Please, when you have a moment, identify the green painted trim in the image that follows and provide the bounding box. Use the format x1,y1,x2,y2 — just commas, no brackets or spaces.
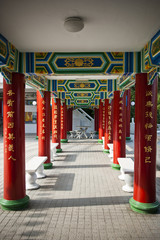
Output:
0,195,30,211
103,149,110,153
43,163,53,169
126,137,131,140
56,148,62,153
98,139,103,144
111,163,120,170
36,136,38,140
129,197,159,214
61,139,68,143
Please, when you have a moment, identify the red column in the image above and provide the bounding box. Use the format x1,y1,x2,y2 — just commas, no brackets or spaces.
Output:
66,108,69,132
1,73,29,211
126,89,131,140
104,99,113,153
50,106,52,133
94,108,97,131
102,102,105,136
70,108,73,131
98,100,103,143
67,108,73,131
112,91,126,170
129,73,159,214
97,108,99,132
52,98,62,152
0,99,2,116
94,108,99,132
61,101,68,143
110,99,113,143
37,91,52,169
36,91,39,139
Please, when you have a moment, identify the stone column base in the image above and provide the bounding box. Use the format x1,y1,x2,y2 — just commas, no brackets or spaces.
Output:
126,137,131,140
43,163,53,169
0,195,30,211
103,149,110,153
56,148,62,153
129,197,159,214
111,163,120,170
61,139,68,143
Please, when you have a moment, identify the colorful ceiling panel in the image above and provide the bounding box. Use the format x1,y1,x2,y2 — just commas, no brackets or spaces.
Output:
47,79,115,92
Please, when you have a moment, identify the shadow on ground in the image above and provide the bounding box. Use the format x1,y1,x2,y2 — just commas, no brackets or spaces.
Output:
30,195,133,209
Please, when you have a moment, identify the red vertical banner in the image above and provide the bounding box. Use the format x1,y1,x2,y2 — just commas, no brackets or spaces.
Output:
1,73,29,211
112,91,126,170
37,91,52,169
61,101,68,143
126,89,131,140
130,73,159,214
52,98,62,152
98,100,103,143
104,99,113,153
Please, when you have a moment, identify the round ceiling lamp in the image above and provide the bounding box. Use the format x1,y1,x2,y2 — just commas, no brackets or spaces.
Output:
64,17,84,32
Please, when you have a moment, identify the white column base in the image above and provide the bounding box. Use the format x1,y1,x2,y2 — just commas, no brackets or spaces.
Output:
118,174,125,181
36,165,46,179
26,172,40,190
122,185,133,193
118,169,125,181
122,173,134,193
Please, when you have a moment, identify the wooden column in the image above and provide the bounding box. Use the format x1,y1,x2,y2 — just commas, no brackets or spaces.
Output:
37,91,52,169
129,73,159,214
126,89,131,140
61,101,68,143
52,98,62,152
98,100,103,143
112,91,126,170
104,99,113,153
0,73,29,211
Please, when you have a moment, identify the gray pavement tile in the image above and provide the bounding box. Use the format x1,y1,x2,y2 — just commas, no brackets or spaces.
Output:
0,136,159,240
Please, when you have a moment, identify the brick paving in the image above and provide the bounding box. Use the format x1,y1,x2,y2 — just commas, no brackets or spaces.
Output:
0,134,159,240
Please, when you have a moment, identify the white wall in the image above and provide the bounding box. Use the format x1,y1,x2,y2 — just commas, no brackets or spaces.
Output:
25,124,37,134
25,105,36,112
25,105,37,134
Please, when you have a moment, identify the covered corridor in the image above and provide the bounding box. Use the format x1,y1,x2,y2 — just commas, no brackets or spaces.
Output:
0,135,159,239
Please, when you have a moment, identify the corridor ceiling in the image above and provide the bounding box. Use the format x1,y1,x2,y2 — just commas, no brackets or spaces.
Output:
1,0,160,52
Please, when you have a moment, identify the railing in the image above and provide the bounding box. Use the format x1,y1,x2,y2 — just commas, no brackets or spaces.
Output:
77,108,94,122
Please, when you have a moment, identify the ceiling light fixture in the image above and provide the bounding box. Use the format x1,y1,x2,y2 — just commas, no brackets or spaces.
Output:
64,17,84,32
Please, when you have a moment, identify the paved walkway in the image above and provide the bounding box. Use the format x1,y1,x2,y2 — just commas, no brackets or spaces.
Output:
0,135,160,240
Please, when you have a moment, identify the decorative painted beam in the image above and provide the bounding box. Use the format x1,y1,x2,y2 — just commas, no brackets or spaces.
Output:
47,79,116,92
0,34,19,72
141,29,160,72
